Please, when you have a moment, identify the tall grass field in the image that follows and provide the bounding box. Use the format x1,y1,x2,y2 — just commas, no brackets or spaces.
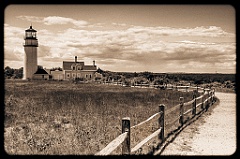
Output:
4,80,194,155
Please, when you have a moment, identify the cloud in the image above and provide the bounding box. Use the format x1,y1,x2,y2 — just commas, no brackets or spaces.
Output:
16,15,88,27
16,15,43,23
163,42,235,63
4,21,236,73
112,22,127,27
4,49,23,61
4,24,24,38
49,26,235,72
43,16,88,27
38,45,52,57
4,24,25,66
127,25,235,38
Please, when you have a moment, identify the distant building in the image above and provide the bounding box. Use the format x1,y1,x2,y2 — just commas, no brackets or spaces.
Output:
51,56,102,81
51,70,64,80
33,68,50,80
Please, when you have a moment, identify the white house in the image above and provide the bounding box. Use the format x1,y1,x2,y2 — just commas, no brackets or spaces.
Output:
50,56,102,81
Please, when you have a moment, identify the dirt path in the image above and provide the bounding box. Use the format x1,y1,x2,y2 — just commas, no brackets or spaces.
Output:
161,92,236,156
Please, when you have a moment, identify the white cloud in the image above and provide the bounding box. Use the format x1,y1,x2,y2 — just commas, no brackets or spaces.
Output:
16,15,88,27
46,26,235,72
16,15,43,23
112,22,127,26
127,25,235,38
43,16,88,27
4,21,236,73
4,24,25,67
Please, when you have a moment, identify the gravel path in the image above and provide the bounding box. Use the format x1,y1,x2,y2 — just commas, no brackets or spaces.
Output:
161,92,236,156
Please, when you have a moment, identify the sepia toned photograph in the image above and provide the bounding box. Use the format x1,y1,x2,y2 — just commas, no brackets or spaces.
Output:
3,4,236,156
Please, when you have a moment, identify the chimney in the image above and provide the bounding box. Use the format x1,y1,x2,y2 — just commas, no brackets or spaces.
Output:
75,56,77,63
93,60,95,66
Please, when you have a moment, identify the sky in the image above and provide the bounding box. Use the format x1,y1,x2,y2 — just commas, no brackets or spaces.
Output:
4,4,236,73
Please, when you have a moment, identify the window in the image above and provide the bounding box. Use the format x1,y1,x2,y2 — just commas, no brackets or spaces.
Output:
89,74,92,79
26,32,32,38
66,73,70,78
71,64,76,70
77,73,81,78
32,32,36,38
85,74,88,78
72,73,76,78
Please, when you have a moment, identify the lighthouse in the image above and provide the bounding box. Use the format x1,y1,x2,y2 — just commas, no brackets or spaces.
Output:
23,25,38,80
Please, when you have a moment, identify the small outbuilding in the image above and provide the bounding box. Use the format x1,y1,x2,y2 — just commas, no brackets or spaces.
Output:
51,70,64,80
32,68,50,80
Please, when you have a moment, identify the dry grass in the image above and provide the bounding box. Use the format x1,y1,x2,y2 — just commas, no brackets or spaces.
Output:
4,79,194,155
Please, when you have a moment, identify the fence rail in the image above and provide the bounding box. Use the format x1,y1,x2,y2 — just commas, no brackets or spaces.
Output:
131,112,161,130
131,128,162,153
95,132,128,155
95,85,216,155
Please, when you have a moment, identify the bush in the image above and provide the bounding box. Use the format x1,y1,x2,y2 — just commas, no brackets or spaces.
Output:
72,77,86,83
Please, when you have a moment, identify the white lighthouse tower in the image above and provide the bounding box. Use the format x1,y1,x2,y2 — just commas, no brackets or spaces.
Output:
23,25,38,80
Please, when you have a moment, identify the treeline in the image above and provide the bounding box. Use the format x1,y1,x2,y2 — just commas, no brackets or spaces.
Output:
4,66,23,79
4,66,235,85
97,68,235,85
166,73,235,84
4,66,62,79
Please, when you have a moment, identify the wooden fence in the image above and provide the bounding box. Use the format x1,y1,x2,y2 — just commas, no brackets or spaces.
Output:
95,86,216,155
102,81,205,92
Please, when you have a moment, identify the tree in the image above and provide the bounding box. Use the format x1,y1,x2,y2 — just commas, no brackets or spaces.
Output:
174,76,179,82
97,68,104,74
14,67,23,79
4,66,24,79
147,74,154,82
50,67,63,71
4,66,14,78
38,65,43,69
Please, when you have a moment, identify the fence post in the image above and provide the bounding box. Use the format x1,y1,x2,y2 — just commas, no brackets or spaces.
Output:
211,89,214,104
159,104,165,142
179,97,184,126
213,88,215,103
192,90,196,115
122,117,130,155
201,93,204,110
210,91,213,106
212,90,214,103
206,90,210,111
